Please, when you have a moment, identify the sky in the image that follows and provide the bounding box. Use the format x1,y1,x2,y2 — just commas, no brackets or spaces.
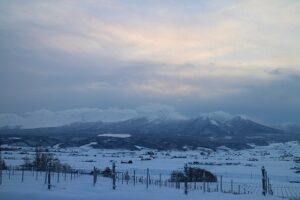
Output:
0,0,299,125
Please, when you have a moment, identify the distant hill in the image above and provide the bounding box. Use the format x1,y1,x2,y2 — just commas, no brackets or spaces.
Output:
0,115,299,150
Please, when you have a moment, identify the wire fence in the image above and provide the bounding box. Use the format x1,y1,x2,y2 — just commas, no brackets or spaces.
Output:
1,166,300,200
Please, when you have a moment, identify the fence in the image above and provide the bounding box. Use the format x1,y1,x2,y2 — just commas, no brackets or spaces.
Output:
1,165,300,200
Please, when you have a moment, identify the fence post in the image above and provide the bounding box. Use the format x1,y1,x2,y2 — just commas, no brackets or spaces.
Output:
64,169,66,182
269,183,273,195
35,168,38,180
21,167,24,182
184,164,188,195
262,166,267,196
203,170,206,193
265,171,268,194
48,168,51,190
112,162,116,190
44,169,47,184
0,143,2,186
57,171,60,183
220,175,223,192
146,168,149,189
0,144,2,186
93,167,97,187
267,177,269,194
133,170,136,186
121,172,124,184
159,174,162,187
8,167,11,180
231,179,233,193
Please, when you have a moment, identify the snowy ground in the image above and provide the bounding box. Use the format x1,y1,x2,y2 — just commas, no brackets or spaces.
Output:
0,170,282,200
1,141,300,199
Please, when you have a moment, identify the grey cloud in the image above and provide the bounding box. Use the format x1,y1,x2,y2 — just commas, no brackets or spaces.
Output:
0,104,186,128
0,0,299,125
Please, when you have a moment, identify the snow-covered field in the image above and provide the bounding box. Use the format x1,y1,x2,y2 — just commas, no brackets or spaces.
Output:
1,141,300,199
0,171,281,200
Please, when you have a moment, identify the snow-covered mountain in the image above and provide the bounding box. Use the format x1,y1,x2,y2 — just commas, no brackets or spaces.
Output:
1,113,298,150
0,106,258,130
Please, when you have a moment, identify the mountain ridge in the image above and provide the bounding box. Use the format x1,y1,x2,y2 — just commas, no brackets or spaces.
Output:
0,115,298,151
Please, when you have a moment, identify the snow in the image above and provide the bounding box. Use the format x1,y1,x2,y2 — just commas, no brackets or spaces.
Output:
0,170,282,200
1,141,300,199
200,111,235,122
200,111,250,123
53,143,63,148
98,134,131,138
8,137,21,140
210,120,219,126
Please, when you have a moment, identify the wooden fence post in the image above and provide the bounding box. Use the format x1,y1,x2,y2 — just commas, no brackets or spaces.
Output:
262,166,267,196
44,169,47,184
203,170,206,193
64,169,66,182
159,174,162,187
121,172,124,184
146,168,149,189
57,171,60,183
8,168,11,180
0,143,2,186
93,167,97,187
184,164,188,195
112,162,116,190
35,169,38,180
21,167,24,182
48,168,51,190
133,170,136,186
220,175,223,192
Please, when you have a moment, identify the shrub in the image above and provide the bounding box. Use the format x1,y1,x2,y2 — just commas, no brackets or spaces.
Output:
170,166,217,182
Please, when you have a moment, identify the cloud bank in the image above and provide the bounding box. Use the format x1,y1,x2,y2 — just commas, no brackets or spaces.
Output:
0,104,187,129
